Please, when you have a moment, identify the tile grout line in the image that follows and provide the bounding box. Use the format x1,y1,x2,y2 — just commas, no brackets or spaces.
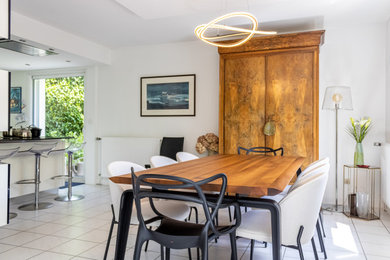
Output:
350,219,368,260
379,216,390,234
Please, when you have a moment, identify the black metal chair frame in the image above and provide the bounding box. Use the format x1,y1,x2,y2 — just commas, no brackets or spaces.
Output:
237,146,284,156
131,170,241,260
236,146,284,249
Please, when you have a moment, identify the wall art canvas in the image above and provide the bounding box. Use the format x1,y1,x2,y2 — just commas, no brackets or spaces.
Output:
10,87,22,114
141,74,195,116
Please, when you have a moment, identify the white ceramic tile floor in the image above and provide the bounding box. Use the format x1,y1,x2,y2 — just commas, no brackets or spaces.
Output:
1,184,390,259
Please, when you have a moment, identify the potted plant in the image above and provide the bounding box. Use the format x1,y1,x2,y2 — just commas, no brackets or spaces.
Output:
195,133,219,156
347,117,372,166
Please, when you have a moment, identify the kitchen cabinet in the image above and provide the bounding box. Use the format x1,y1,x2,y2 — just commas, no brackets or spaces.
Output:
0,0,9,39
0,163,9,226
0,0,9,132
218,31,324,167
0,70,9,131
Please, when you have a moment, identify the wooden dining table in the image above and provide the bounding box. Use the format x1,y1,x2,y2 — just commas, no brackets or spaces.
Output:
111,154,305,260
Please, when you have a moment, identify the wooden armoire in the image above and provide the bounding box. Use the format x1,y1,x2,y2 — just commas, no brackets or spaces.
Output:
218,30,324,167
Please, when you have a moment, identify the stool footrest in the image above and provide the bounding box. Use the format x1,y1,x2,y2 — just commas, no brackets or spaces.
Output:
51,175,71,180
55,195,84,202
16,179,40,185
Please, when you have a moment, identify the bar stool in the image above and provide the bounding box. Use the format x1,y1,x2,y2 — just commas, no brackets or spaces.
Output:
52,142,85,202
0,147,20,219
17,142,57,211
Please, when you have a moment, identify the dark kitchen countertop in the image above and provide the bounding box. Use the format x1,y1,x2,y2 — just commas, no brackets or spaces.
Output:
0,136,73,143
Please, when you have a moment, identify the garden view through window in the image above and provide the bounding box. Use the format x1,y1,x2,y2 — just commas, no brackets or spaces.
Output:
33,76,85,169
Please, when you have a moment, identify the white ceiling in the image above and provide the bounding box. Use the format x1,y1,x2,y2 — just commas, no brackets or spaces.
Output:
11,0,390,49
2,0,390,71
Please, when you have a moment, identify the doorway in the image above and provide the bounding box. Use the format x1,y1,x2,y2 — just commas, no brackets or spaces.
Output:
33,75,85,178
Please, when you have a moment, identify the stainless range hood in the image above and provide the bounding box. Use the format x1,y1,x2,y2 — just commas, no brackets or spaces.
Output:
0,39,58,56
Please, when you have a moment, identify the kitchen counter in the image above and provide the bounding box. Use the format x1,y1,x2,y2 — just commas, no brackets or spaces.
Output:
0,136,72,143
0,139,67,197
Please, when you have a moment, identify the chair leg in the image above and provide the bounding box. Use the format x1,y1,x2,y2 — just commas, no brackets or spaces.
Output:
188,248,192,260
144,227,152,252
133,238,145,260
319,211,326,237
316,220,327,259
103,218,115,260
228,206,232,222
160,245,165,260
188,207,193,221
229,231,238,260
250,239,255,260
214,211,219,243
144,240,149,252
197,248,200,260
316,220,324,252
298,242,304,260
165,247,170,260
193,206,199,224
201,243,208,260
297,226,305,260
311,237,319,260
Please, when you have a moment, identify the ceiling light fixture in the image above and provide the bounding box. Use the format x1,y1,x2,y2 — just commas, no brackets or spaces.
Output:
194,12,276,48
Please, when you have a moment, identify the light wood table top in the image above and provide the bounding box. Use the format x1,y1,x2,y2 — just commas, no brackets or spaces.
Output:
110,154,304,198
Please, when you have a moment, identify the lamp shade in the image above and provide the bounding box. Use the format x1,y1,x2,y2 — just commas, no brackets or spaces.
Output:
322,86,353,110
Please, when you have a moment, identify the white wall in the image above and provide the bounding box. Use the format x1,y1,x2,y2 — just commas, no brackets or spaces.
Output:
10,71,33,127
320,22,387,204
83,66,99,184
96,41,219,156
386,19,390,142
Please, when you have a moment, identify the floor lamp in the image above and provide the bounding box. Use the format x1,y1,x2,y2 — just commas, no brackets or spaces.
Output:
322,86,353,211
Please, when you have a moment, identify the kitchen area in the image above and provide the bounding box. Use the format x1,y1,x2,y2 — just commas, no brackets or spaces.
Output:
0,0,89,226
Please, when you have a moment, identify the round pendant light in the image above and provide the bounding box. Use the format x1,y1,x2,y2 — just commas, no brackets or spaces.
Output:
194,12,276,48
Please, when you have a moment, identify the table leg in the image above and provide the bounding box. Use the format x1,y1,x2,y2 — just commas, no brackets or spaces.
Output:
268,201,281,260
114,190,134,260
238,198,281,260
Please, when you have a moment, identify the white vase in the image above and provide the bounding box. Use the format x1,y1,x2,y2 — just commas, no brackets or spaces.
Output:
356,192,369,218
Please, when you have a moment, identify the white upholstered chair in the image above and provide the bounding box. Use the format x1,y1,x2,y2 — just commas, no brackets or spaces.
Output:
176,152,199,162
104,161,190,260
262,160,330,202
150,155,177,168
260,161,330,258
237,170,329,260
300,157,330,178
151,154,201,224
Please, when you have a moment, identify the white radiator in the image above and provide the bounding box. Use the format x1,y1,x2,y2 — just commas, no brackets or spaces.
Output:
381,143,390,209
99,136,161,179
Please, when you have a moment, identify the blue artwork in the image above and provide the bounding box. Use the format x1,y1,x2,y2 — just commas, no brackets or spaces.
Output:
141,74,195,116
10,87,22,114
146,82,189,110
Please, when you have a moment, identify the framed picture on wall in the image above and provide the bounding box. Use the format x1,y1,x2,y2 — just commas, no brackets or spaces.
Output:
140,74,196,117
10,87,22,114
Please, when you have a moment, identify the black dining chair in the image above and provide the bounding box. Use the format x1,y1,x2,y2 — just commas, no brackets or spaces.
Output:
236,146,284,217
160,137,184,161
239,146,304,177
237,146,284,156
131,169,241,260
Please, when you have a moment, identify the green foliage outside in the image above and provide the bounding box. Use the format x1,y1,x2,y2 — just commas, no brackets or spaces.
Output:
45,76,84,162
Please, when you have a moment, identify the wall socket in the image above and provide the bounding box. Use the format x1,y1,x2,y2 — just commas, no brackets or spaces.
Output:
374,142,382,146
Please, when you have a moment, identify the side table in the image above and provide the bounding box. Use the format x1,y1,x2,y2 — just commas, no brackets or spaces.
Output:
343,165,381,220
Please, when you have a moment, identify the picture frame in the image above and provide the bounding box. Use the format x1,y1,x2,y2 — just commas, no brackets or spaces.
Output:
140,74,196,117
10,87,22,114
